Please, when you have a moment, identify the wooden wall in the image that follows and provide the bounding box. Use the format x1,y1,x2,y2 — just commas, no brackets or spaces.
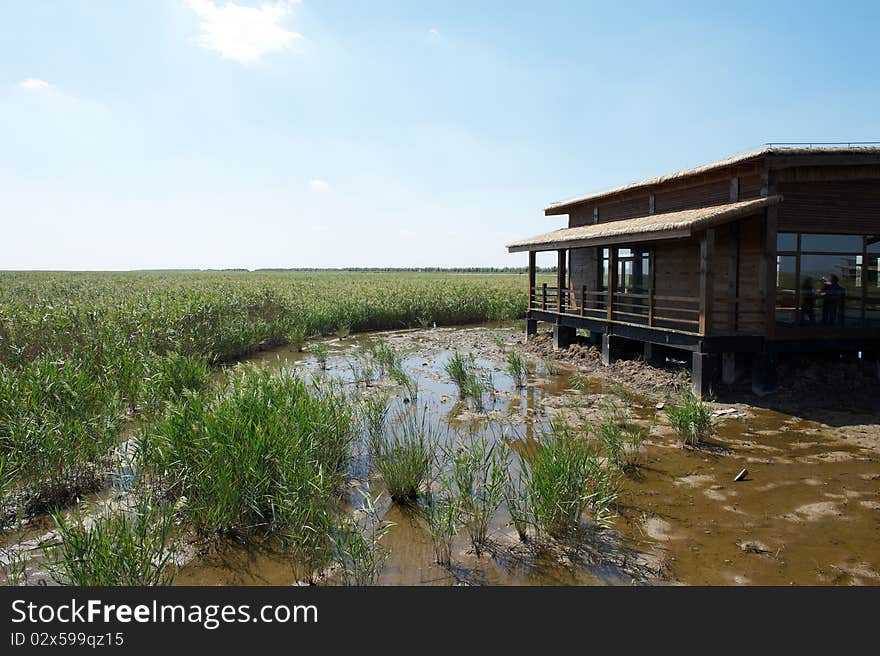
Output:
653,239,700,298
709,215,766,335
777,180,880,234
566,165,764,229
568,247,597,293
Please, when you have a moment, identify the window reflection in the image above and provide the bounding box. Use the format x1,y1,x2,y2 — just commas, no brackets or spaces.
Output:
800,234,864,253
775,233,877,328
777,233,797,252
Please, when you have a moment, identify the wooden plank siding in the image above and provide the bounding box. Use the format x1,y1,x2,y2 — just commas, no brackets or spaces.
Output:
777,180,880,234
596,196,651,223
654,179,730,213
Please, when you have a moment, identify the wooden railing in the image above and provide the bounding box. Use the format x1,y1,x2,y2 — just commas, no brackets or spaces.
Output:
529,286,702,334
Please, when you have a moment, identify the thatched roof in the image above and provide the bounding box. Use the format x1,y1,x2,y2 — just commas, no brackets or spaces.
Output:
507,196,781,253
544,146,880,215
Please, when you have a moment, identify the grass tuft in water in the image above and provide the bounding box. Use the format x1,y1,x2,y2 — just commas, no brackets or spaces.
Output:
46,497,176,586
368,407,437,505
311,342,330,370
331,491,392,585
504,471,531,542
419,492,461,567
598,398,644,473
665,392,715,446
505,351,528,389
447,436,509,556
444,351,471,398
517,420,620,537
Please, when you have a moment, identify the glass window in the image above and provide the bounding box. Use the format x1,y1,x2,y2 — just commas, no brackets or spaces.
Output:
869,255,880,289
776,255,797,292
776,233,880,329
800,234,864,253
776,233,798,252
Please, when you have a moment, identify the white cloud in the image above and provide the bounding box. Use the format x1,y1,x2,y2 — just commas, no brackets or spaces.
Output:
308,179,331,190
184,0,303,63
426,28,442,43
18,78,52,90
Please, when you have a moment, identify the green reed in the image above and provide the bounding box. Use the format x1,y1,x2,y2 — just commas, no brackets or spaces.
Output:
368,407,437,505
46,496,176,586
665,392,715,446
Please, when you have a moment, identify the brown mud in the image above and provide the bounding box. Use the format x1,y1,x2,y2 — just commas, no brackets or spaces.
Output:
4,323,878,586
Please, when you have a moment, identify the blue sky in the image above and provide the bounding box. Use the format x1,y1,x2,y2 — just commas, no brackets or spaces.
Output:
2,1,878,270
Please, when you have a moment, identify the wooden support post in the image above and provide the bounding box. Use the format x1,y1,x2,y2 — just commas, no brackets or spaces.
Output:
727,222,739,332
553,324,576,350
760,169,779,338
691,352,718,399
721,352,736,384
601,333,622,367
556,249,566,313
699,228,716,336
527,251,536,309
526,319,538,337
751,351,778,396
542,283,547,311
643,342,664,366
581,285,586,317
607,247,617,322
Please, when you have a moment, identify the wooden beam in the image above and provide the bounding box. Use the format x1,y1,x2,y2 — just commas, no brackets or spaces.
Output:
648,194,655,214
729,176,739,202
699,228,716,335
763,171,779,338
607,247,618,321
556,249,566,313
528,250,536,308
593,207,599,225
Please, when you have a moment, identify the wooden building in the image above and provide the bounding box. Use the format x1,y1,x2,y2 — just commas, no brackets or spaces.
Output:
507,147,880,396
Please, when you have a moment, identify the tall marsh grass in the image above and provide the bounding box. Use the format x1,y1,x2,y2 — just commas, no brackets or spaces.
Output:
0,271,528,512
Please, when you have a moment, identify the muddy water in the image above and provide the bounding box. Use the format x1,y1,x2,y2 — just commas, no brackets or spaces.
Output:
6,324,878,586
173,324,880,586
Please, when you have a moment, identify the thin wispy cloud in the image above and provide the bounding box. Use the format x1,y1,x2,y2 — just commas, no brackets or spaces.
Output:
18,78,52,90
308,179,331,191
184,0,303,63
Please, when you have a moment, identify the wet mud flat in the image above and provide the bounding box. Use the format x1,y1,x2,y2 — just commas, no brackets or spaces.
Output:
181,324,880,586
4,323,879,586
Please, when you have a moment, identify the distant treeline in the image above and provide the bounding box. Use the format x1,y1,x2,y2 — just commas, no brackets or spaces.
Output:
249,267,558,273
